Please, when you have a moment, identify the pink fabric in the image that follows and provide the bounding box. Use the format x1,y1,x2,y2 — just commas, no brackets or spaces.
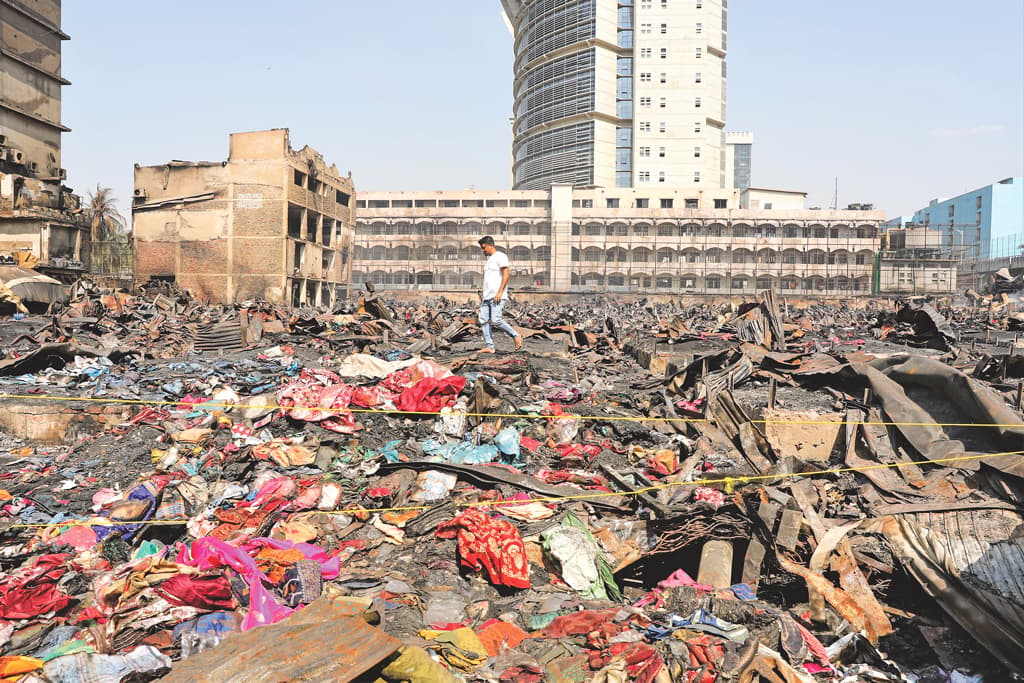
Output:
658,569,715,593
177,537,339,630
276,369,358,433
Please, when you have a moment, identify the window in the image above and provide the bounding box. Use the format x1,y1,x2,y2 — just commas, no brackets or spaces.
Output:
640,22,652,34
661,23,668,34
685,198,699,209
641,0,651,7
661,0,668,7
707,276,721,290
658,146,666,158
977,211,983,226
659,97,667,108
976,196,983,209
639,121,651,132
660,48,668,59
636,198,649,208
581,199,593,208
714,198,727,209
693,171,701,183
659,121,667,133
948,205,955,218
696,47,702,58
696,22,702,34
640,97,652,107
694,145,701,157
606,198,620,208
640,71,652,82
694,121,702,133
660,198,673,208
660,72,667,84
658,171,666,183
696,0,702,7
640,47,652,58
695,97,702,108
639,146,651,157
695,72,702,83
639,171,651,182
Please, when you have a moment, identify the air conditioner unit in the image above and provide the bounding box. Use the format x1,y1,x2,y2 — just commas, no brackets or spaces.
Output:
55,167,67,179
0,134,7,146
6,149,24,164
26,161,39,173
133,189,148,200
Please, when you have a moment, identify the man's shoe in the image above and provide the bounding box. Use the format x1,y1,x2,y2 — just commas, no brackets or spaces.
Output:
513,336,523,351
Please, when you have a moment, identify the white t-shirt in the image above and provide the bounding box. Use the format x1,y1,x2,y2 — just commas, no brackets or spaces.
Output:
482,250,510,301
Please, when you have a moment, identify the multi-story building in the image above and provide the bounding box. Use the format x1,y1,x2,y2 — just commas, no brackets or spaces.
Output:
353,185,883,296
0,0,89,279
877,225,957,295
133,129,355,306
502,0,728,190
887,178,1023,261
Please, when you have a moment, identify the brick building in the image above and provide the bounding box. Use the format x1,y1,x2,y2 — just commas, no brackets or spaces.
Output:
133,129,355,306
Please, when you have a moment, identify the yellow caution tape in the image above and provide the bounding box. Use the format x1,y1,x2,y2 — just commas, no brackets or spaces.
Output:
8,449,1022,531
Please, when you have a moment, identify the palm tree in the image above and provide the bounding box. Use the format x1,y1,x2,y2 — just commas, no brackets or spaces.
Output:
87,185,127,242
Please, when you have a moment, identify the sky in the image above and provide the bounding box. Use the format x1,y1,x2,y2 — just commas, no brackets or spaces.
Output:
61,0,1023,221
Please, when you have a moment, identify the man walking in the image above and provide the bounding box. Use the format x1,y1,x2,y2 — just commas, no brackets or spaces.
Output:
478,236,522,353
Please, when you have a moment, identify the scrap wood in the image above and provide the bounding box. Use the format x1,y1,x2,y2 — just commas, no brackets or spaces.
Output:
775,553,891,644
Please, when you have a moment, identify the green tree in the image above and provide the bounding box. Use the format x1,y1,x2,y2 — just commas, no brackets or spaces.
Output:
87,185,128,243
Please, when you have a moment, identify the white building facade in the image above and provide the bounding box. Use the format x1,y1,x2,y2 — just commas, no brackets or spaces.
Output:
502,0,728,191
352,186,883,296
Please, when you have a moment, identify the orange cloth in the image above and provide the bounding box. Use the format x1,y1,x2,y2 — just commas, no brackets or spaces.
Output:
0,656,43,679
255,547,305,583
476,621,530,657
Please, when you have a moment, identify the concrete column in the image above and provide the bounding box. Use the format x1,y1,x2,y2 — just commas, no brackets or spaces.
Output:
549,184,574,291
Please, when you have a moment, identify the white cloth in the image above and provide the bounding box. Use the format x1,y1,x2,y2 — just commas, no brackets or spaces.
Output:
482,250,510,300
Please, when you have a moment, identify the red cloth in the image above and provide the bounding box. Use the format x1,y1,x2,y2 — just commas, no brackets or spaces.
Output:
396,376,467,414
435,509,529,589
0,553,71,619
542,609,619,638
155,574,235,610
590,642,663,683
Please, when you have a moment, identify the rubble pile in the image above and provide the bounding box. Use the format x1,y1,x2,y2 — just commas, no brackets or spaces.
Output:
0,285,1022,682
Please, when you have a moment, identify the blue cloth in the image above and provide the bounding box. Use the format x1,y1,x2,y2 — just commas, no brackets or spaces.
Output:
479,299,519,348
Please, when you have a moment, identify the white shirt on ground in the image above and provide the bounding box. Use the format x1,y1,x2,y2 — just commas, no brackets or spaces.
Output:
482,250,510,301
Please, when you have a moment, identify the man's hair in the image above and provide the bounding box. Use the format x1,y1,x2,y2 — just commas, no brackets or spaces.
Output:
478,236,495,247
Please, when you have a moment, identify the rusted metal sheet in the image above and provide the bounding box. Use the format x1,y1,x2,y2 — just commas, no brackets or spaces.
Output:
160,599,401,683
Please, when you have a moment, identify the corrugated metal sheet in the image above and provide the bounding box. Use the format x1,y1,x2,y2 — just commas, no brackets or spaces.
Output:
161,599,401,682
880,510,1024,673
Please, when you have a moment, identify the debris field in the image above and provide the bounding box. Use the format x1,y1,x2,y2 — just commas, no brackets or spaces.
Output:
0,284,1022,682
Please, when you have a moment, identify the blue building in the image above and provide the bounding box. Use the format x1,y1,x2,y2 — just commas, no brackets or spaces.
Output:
887,178,1023,260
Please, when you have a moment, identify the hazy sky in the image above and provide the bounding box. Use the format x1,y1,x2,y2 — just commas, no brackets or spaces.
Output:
62,0,1023,220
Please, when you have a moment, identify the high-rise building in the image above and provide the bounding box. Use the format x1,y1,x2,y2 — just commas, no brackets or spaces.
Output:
501,0,728,191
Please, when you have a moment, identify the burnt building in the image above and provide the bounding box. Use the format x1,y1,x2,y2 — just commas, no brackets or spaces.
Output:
0,0,89,279
133,129,355,306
